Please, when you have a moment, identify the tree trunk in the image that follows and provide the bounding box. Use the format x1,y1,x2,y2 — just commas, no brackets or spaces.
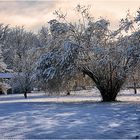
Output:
133,82,137,94
98,86,118,102
66,91,70,96
24,92,27,98
132,76,137,94
101,92,117,102
82,67,125,102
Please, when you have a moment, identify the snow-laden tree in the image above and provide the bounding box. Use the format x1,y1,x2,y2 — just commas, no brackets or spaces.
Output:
0,24,9,72
2,26,40,97
124,9,140,94
81,34,140,101
0,24,11,94
126,65,140,94
36,6,140,101
36,20,71,94
75,7,140,101
0,47,7,72
36,27,79,94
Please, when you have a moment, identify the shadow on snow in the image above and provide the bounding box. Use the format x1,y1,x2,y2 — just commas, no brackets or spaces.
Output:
0,102,140,139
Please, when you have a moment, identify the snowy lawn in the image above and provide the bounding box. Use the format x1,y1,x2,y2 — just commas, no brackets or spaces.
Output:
0,89,140,139
0,88,140,103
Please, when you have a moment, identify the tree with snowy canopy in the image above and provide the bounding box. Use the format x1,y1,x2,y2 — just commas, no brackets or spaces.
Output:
0,24,11,94
0,47,7,72
0,24,9,72
36,5,140,101
2,26,40,97
36,20,79,94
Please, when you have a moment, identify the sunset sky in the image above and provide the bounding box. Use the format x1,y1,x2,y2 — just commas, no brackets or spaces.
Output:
0,0,140,32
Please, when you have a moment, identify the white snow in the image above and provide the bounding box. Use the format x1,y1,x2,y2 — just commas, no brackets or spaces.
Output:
0,88,140,103
0,88,140,139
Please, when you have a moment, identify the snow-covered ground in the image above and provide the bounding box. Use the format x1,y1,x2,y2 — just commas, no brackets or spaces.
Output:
0,88,140,103
0,89,140,139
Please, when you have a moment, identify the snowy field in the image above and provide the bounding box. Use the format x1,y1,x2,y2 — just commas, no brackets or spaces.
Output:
0,89,140,139
0,88,140,103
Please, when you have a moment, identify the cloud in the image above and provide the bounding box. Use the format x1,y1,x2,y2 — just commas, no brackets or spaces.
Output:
0,1,57,31
0,0,139,32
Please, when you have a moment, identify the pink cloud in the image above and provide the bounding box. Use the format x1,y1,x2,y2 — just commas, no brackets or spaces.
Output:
0,0,139,32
